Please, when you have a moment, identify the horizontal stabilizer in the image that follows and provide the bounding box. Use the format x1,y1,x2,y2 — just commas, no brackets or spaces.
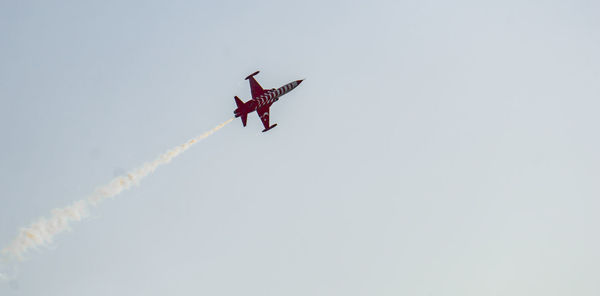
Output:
233,96,248,126
234,96,244,108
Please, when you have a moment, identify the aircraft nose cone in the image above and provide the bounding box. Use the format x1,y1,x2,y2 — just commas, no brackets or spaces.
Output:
296,79,303,85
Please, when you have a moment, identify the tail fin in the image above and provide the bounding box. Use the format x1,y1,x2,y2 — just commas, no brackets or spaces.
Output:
234,96,248,127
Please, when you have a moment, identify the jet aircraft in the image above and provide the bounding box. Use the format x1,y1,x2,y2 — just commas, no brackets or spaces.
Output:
233,71,303,132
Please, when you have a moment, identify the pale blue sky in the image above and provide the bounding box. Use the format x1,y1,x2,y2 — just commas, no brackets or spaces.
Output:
1,0,599,295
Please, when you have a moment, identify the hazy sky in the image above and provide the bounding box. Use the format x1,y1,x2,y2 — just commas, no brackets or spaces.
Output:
1,0,599,295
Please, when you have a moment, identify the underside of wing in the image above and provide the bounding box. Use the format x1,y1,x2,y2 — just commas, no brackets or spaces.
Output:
257,106,277,132
257,106,270,130
245,71,265,99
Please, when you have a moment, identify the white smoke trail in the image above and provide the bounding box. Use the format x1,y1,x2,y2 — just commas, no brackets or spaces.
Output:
0,262,8,281
0,256,17,283
0,118,234,264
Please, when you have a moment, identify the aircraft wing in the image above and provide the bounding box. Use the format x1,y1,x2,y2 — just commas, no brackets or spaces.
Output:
245,71,265,99
257,106,270,130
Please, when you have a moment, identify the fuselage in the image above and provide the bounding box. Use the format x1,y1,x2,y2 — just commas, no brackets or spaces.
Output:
234,80,302,117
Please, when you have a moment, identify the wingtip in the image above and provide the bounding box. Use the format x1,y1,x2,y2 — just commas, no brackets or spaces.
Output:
262,124,278,132
245,71,260,80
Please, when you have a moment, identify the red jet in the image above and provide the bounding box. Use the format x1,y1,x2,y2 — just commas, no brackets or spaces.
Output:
234,71,303,132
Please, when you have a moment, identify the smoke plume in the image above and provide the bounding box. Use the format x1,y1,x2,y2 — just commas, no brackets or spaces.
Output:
0,118,233,267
